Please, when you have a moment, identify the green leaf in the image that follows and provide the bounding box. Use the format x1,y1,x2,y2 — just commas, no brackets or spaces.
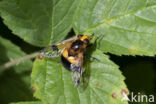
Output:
0,37,34,103
0,0,80,46
31,48,128,104
11,101,42,104
73,0,156,56
1,0,156,56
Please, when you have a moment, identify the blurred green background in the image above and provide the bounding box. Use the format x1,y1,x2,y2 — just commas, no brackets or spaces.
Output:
0,16,156,104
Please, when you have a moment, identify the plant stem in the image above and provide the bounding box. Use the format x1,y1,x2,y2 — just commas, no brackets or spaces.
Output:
0,52,40,71
0,36,77,71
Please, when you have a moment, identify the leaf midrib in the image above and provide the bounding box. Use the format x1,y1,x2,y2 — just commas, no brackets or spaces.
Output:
50,0,54,44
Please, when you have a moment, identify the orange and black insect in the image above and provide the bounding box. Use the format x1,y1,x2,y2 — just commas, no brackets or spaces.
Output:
60,35,91,86
38,35,91,87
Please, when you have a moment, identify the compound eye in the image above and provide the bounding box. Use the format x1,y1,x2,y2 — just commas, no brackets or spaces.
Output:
52,45,58,51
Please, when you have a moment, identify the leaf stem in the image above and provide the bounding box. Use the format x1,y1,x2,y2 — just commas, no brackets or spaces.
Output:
0,52,40,71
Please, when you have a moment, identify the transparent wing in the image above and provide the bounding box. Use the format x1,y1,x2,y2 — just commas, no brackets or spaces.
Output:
39,45,62,58
39,36,77,58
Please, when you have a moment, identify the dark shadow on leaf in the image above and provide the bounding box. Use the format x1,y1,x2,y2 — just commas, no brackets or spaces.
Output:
80,35,101,91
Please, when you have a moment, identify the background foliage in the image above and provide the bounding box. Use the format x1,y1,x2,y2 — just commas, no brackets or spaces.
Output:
0,0,156,104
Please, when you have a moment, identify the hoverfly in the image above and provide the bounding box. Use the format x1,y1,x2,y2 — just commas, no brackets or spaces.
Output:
38,35,91,87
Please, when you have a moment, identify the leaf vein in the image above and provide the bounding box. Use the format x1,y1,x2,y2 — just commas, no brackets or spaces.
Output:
83,5,156,33
53,0,75,29
109,24,156,36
